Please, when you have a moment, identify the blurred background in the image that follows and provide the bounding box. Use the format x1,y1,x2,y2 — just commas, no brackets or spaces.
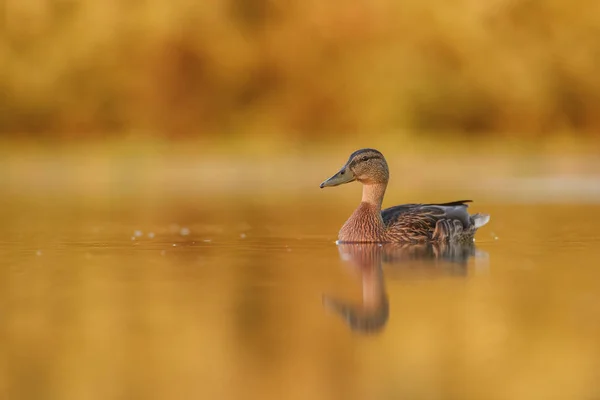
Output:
4,1,600,400
4,0,600,141
3,0,600,202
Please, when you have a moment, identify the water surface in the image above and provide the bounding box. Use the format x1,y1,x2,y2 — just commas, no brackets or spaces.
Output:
5,196,600,400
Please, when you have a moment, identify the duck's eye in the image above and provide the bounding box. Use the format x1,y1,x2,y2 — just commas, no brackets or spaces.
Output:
361,156,368,162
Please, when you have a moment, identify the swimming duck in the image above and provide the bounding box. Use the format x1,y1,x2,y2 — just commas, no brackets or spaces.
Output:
320,148,490,243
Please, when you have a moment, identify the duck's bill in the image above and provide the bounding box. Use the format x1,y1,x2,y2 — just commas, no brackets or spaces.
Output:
320,167,356,188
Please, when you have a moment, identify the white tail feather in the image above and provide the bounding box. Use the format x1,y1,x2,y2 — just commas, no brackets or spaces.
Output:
472,213,490,229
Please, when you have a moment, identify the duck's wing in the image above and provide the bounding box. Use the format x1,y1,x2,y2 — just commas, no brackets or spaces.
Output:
382,200,472,225
381,200,476,242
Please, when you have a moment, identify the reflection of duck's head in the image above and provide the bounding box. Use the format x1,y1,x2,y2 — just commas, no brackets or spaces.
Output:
323,294,389,334
324,243,389,334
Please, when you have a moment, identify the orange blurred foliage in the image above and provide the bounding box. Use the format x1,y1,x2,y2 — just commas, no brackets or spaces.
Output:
3,0,600,138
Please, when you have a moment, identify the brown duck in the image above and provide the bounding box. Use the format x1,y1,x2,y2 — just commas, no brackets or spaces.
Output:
320,148,490,243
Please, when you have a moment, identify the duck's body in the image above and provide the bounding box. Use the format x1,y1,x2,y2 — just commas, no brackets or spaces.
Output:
339,199,488,243
320,149,490,243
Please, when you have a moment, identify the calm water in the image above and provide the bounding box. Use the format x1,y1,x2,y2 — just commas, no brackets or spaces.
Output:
4,197,600,400
3,147,600,400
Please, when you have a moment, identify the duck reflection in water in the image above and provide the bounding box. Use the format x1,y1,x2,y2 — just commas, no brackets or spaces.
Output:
323,242,487,334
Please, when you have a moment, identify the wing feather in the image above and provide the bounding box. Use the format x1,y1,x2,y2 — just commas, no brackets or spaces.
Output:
381,200,473,242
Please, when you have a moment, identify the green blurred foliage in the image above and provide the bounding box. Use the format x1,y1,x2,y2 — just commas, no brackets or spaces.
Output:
3,0,600,138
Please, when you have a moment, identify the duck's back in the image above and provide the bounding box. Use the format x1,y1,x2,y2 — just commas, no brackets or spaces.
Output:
381,200,489,242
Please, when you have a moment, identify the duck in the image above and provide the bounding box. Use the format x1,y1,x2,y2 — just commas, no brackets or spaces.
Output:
320,148,490,243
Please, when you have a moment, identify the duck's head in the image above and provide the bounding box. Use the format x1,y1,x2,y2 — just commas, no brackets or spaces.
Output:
320,148,389,188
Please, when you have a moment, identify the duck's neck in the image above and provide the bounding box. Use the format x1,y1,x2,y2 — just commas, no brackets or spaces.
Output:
338,183,388,243
361,183,387,209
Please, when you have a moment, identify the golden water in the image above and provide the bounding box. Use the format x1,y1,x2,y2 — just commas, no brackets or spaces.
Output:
3,148,600,400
